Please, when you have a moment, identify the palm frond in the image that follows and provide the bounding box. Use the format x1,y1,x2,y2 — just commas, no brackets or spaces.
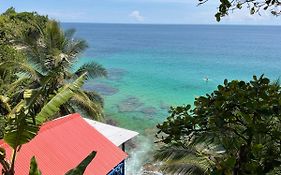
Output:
162,157,209,175
6,77,30,95
26,51,49,73
64,39,88,60
75,62,107,79
35,73,87,124
70,90,104,121
44,20,64,51
19,21,48,73
0,61,42,81
83,91,104,107
64,29,76,40
62,28,88,61
155,145,197,161
55,103,76,118
155,144,216,175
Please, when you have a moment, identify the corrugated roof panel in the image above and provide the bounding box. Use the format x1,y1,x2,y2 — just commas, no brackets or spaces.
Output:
0,113,127,175
84,119,139,146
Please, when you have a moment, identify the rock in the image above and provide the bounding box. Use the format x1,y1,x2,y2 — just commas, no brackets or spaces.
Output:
117,96,144,112
106,119,118,126
125,139,138,149
84,83,119,96
159,101,170,110
142,163,163,175
139,107,157,116
144,127,158,137
107,68,127,81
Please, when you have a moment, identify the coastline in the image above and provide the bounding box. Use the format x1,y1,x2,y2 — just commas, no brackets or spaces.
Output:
68,23,281,173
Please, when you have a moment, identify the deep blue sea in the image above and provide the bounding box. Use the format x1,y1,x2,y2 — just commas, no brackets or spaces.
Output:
63,23,281,173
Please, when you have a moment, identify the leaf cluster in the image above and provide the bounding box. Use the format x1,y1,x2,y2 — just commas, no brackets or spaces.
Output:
0,8,107,124
157,75,281,174
0,73,87,175
198,0,281,21
0,7,48,45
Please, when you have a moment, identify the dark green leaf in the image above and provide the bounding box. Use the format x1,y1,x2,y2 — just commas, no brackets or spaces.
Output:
29,156,42,175
65,151,96,175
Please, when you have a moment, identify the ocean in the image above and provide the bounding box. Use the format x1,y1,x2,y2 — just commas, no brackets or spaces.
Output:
62,23,281,173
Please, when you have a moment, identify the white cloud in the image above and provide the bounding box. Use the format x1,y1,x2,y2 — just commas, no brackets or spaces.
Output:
129,10,144,22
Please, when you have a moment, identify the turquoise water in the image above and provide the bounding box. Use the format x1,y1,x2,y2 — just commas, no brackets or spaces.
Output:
63,23,281,132
63,23,281,130
62,23,281,173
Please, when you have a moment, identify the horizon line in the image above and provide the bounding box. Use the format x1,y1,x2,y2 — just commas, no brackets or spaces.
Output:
60,21,281,27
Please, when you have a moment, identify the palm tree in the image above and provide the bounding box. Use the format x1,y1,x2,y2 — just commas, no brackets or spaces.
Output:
0,45,29,96
0,73,97,175
2,20,107,121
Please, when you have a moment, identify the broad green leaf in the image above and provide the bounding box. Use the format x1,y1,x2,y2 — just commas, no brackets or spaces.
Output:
36,73,86,124
65,151,96,175
29,156,42,175
4,111,39,149
4,74,86,149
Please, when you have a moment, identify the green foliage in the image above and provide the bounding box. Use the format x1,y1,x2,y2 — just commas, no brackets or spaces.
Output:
65,151,97,175
0,7,48,44
198,0,281,21
266,166,281,175
0,74,86,175
0,45,28,94
35,73,87,123
4,107,39,149
0,45,24,63
29,157,42,175
75,62,107,79
0,8,107,121
154,143,219,174
18,20,107,120
157,75,281,175
4,73,86,149
0,7,102,175
29,151,96,175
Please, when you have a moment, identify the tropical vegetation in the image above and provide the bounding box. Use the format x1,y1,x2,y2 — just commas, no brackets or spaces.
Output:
156,75,281,175
17,19,107,120
198,0,281,21
0,7,107,174
0,73,96,175
1,3,280,175
0,8,107,138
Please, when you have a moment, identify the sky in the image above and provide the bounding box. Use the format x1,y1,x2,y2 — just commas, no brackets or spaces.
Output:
0,0,281,25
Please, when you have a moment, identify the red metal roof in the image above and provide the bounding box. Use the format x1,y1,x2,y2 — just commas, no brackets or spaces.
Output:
0,113,128,175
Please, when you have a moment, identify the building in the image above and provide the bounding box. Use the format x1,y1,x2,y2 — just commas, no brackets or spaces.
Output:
0,113,138,175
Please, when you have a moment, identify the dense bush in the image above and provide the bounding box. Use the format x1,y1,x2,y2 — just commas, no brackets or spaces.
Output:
157,75,281,174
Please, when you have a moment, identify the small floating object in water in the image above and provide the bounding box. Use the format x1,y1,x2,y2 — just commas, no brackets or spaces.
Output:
203,76,209,82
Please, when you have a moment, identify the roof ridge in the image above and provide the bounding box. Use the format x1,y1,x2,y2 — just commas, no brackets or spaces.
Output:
39,113,81,133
